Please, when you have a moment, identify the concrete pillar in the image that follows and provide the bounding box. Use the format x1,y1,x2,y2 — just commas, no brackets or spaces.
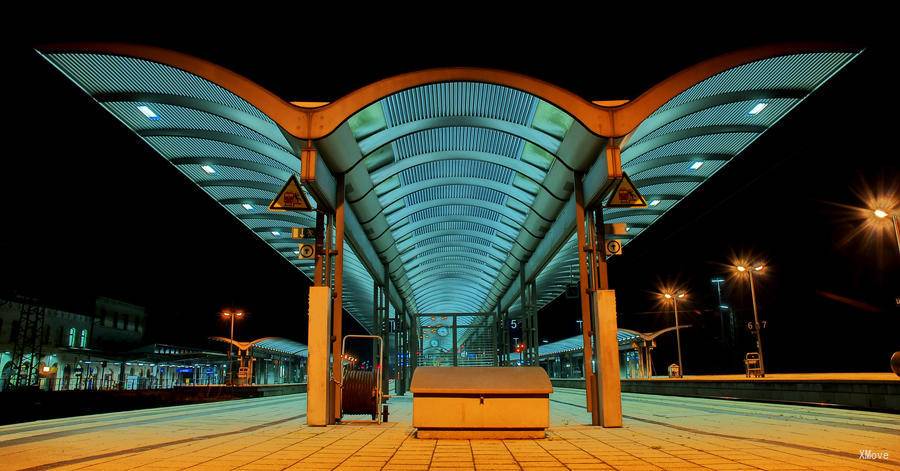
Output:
591,290,622,428
308,286,332,426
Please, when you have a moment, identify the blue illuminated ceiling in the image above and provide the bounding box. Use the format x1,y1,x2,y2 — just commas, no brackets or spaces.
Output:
38,46,860,345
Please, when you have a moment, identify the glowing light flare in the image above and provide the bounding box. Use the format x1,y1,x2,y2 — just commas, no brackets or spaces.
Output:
827,179,898,256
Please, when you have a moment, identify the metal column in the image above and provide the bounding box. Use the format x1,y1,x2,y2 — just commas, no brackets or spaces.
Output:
330,174,345,424
492,307,499,366
529,281,538,364
382,266,391,395
451,315,458,367
574,172,600,424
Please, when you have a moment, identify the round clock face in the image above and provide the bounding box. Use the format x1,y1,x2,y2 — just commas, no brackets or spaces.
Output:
437,326,449,337
429,339,439,348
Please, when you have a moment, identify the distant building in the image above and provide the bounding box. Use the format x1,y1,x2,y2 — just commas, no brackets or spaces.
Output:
91,297,147,350
1,296,306,390
0,296,147,390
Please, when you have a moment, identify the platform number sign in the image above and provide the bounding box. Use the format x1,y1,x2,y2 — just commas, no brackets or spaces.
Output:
747,321,768,331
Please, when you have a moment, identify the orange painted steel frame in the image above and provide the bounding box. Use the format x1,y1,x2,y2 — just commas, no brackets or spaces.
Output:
40,42,855,140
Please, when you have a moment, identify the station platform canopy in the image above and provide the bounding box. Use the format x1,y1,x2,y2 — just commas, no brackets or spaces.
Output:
539,331,642,358
209,336,308,358
38,43,860,346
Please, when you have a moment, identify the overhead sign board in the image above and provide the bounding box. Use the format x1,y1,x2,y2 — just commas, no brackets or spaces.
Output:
605,172,647,208
269,175,311,211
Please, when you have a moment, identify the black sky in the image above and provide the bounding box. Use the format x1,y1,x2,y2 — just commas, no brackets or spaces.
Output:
4,14,897,373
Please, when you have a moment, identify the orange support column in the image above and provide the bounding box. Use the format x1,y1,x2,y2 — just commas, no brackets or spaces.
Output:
331,174,345,424
574,173,600,425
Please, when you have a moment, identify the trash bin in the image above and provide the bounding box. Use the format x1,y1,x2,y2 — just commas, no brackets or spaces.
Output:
667,363,681,378
744,352,763,378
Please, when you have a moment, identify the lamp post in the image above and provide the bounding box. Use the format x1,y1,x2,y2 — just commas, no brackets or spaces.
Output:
662,291,687,377
871,207,900,256
711,277,727,342
735,263,766,376
222,310,244,384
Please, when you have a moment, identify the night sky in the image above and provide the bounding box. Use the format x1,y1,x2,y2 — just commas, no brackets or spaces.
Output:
4,16,896,374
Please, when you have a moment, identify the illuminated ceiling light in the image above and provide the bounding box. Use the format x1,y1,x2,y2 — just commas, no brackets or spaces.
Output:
271,231,281,237
873,208,889,219
242,203,254,210
137,105,160,120
689,161,704,171
748,102,768,115
201,165,216,174
649,199,661,207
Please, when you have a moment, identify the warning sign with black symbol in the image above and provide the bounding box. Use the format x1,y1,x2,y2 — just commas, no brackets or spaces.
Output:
606,172,647,208
269,175,311,211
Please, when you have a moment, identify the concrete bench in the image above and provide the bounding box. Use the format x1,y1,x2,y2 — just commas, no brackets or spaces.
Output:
410,366,552,438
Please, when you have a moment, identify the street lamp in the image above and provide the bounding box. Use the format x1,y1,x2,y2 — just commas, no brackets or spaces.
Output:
870,206,900,256
734,262,766,376
222,310,244,384
661,290,687,377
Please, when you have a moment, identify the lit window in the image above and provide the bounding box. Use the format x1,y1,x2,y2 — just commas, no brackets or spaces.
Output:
201,165,216,174
689,161,704,171
748,102,768,115
68,328,76,347
137,105,160,120
80,329,87,348
649,199,661,207
271,231,281,237
242,203,254,210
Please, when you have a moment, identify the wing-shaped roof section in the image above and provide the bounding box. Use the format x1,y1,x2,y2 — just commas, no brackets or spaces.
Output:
38,44,860,337
40,50,381,333
505,49,859,318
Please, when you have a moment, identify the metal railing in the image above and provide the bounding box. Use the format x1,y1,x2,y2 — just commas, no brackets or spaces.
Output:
0,377,226,392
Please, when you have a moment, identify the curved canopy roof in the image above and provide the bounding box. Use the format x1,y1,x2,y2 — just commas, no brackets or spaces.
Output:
38,44,860,340
537,325,692,358
210,336,308,357
538,331,641,358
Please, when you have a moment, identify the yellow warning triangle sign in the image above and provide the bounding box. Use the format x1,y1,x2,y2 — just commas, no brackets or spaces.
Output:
606,172,647,208
269,175,311,211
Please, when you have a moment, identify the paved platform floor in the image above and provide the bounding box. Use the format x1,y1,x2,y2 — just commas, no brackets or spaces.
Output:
0,388,897,470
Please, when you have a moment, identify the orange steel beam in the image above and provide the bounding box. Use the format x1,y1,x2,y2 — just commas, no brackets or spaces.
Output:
40,42,856,140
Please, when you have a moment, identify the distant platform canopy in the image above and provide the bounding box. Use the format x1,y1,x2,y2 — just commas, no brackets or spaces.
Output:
39,44,860,347
209,336,308,358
